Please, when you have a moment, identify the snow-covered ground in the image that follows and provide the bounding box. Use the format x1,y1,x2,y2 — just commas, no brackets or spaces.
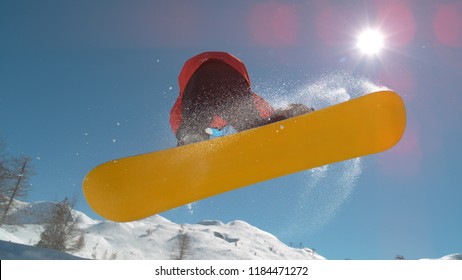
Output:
0,200,324,260
0,240,84,260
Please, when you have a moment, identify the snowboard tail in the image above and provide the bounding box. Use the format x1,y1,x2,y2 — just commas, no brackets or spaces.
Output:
83,90,406,222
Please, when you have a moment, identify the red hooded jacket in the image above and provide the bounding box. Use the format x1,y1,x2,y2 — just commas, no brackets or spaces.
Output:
170,52,274,133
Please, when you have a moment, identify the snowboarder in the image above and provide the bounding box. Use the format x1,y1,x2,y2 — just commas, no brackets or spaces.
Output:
170,51,314,146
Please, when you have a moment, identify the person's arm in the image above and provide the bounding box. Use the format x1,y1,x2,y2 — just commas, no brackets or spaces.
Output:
273,103,315,119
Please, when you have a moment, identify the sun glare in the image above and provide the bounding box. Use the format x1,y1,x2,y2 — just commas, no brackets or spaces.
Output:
356,29,385,56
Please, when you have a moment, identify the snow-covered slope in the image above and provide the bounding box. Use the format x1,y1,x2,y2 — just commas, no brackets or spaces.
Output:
2,200,460,260
423,254,462,260
0,240,85,260
0,200,324,260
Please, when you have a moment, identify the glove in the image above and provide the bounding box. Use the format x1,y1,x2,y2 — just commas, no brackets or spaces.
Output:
205,128,223,137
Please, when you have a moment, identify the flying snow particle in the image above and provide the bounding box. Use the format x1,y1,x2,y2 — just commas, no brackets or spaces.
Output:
186,203,195,214
274,71,385,239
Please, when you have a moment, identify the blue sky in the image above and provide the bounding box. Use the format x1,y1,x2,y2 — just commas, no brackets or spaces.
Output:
1,0,461,260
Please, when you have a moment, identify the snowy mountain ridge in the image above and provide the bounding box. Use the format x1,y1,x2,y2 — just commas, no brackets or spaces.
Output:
0,200,324,260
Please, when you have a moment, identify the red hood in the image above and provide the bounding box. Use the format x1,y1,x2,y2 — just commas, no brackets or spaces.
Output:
170,51,273,134
178,52,251,96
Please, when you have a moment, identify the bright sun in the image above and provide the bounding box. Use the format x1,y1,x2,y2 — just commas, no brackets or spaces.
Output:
356,29,385,56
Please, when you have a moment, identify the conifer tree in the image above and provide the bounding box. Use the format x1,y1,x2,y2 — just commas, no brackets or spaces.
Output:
36,197,85,253
0,139,33,225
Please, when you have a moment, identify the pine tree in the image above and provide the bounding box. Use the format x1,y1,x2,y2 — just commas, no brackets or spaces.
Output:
36,197,85,253
172,230,192,260
0,139,33,226
0,157,31,225
0,156,10,204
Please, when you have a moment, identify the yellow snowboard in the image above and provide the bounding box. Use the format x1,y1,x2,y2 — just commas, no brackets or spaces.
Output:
83,90,406,222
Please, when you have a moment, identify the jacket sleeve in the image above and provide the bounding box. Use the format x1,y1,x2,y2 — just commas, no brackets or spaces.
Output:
252,93,275,119
170,98,182,134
